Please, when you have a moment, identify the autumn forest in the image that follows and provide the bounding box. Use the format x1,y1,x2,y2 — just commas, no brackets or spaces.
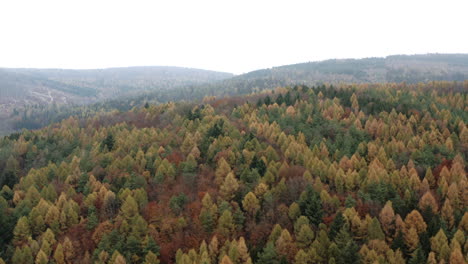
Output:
0,81,467,264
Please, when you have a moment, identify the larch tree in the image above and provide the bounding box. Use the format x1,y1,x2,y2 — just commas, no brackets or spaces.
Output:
220,172,239,201
430,229,450,262
242,192,260,217
418,191,438,214
215,158,232,185
143,251,160,264
53,243,65,264
379,201,395,241
13,216,30,246
403,227,419,253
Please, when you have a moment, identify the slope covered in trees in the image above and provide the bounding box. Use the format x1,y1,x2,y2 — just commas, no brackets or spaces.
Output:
0,67,233,135
0,81,466,263
207,54,468,93
3,54,468,137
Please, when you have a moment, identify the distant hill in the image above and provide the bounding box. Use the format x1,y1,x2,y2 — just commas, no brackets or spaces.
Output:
0,66,233,134
0,66,233,110
2,54,468,136
203,54,468,95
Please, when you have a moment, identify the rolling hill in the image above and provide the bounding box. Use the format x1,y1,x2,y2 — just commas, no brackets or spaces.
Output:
0,67,233,135
2,54,468,136
201,54,468,96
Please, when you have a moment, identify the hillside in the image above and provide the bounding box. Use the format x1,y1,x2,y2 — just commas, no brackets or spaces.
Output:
202,54,468,95
0,82,466,263
0,67,233,135
2,54,468,136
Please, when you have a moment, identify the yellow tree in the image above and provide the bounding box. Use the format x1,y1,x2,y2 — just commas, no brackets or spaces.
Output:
379,201,395,241
220,173,239,201
242,192,260,217
215,158,232,185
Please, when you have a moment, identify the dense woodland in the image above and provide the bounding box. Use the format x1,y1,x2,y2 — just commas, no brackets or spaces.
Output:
0,81,467,264
3,54,468,137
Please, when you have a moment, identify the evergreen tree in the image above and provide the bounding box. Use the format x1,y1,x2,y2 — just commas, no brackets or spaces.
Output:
329,212,344,240
299,185,323,226
257,242,280,264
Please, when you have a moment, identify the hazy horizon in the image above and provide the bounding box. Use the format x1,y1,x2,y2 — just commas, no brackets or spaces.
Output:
1,0,467,74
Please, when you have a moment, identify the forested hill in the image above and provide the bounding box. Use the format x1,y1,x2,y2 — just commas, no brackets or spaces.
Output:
3,54,468,136
203,54,468,94
0,82,467,264
0,66,233,106
0,67,233,135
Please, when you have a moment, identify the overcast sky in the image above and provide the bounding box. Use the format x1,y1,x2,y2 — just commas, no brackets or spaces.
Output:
0,0,467,74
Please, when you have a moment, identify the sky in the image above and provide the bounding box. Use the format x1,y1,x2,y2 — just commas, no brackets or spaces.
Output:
0,0,467,74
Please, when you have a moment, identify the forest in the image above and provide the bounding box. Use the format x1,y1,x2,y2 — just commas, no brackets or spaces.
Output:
0,81,467,264
3,54,468,137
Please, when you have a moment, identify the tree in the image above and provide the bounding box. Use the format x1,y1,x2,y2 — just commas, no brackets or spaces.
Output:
288,202,300,220
408,247,426,264
217,210,235,238
54,243,65,264
405,210,427,234
143,251,160,264
329,212,344,240
449,247,465,264
121,196,139,220
275,229,296,262
367,217,385,241
220,172,239,201
13,216,30,245
12,246,34,264
296,225,314,249
418,191,438,214
298,185,323,226
63,236,75,262
242,192,260,217
215,158,232,185
294,249,310,264
256,242,280,264
335,227,360,264
102,133,116,151
430,229,450,262
220,255,233,264
35,250,48,264
404,227,419,253
440,199,454,228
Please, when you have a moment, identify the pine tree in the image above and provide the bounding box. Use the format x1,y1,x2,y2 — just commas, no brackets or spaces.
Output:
299,185,323,226
329,212,344,240
335,227,360,264
257,242,280,264
408,247,426,264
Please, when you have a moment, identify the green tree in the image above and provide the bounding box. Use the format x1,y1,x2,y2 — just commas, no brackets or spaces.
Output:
299,185,323,226
329,212,344,240
367,217,385,241
13,216,30,245
256,242,280,264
